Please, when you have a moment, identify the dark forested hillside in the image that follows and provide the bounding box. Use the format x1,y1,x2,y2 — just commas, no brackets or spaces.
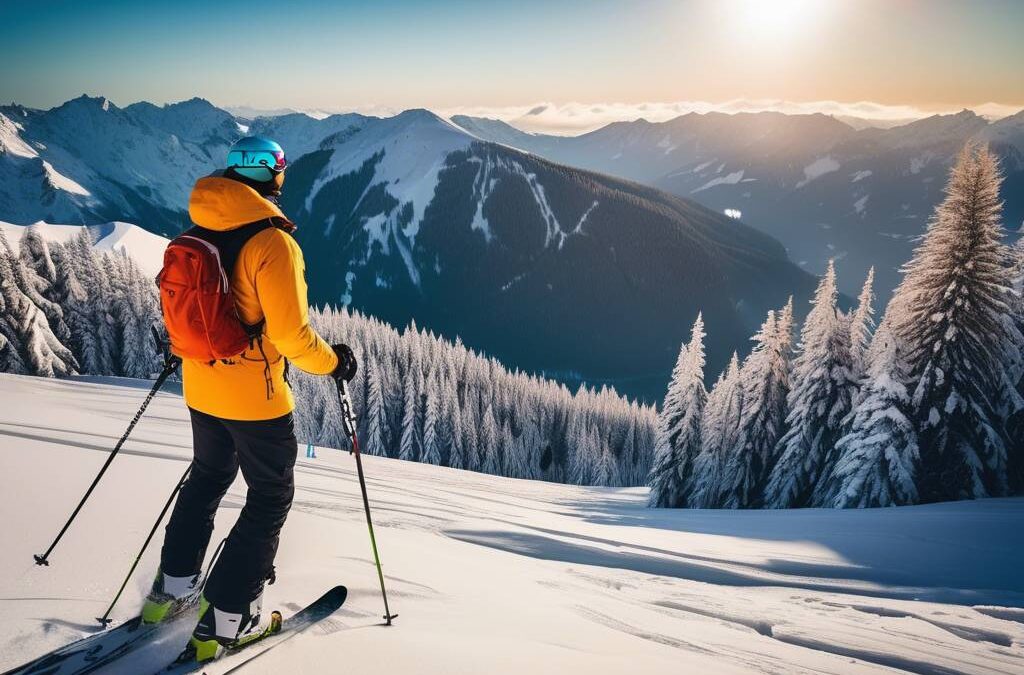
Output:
280,133,819,401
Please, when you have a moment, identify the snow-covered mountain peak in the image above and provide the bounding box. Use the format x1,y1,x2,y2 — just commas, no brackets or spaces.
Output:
249,111,372,160
884,109,988,147
309,109,474,244
125,97,237,144
981,108,1024,146
55,94,116,115
385,108,474,138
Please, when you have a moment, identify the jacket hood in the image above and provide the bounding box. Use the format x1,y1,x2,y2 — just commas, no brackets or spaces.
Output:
188,176,293,232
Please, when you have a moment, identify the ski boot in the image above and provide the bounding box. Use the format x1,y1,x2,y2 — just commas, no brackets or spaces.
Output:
182,591,281,663
141,569,203,625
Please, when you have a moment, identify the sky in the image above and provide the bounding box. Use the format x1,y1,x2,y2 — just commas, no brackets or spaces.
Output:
4,0,1024,134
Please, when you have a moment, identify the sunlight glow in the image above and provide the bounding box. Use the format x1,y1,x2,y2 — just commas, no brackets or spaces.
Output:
728,0,826,42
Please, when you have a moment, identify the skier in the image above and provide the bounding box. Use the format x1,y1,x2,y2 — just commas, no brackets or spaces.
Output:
145,136,358,663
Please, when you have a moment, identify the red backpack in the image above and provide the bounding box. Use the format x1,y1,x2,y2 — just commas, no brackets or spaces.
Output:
157,220,276,361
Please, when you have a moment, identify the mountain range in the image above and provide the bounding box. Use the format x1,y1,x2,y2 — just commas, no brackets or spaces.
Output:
0,95,907,400
452,108,1024,299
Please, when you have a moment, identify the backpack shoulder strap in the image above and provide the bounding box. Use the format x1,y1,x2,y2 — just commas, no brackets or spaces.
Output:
185,219,281,278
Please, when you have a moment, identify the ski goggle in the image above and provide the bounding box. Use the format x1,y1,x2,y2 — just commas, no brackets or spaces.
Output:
226,149,288,174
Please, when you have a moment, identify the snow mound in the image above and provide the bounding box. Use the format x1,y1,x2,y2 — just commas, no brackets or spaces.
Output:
1,373,1022,674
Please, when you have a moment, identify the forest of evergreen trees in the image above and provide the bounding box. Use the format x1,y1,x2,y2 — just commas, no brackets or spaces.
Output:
2,144,1020,506
649,144,1024,508
0,225,657,486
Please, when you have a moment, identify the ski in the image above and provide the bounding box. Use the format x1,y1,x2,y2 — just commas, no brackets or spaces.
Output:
155,585,348,675
2,597,200,675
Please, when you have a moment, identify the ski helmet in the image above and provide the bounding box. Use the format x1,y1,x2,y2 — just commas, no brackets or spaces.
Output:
225,136,287,183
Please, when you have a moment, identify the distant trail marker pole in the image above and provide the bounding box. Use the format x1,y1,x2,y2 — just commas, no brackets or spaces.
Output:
34,328,181,567
337,379,397,625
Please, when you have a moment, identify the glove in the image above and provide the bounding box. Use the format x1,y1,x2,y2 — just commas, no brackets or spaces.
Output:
330,343,358,382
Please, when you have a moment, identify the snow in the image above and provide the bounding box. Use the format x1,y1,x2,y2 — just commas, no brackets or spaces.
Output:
850,170,873,183
571,200,599,237
1,373,1022,674
40,161,92,196
854,195,870,215
308,110,471,247
0,114,39,158
724,208,742,219
0,221,168,278
665,159,716,179
3,97,239,223
468,153,587,250
692,171,745,194
796,156,841,189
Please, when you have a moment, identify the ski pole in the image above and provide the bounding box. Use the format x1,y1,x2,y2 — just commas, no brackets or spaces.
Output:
96,461,192,626
336,379,397,625
34,329,181,567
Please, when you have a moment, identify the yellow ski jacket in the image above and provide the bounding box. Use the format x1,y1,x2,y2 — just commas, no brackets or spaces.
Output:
180,176,338,420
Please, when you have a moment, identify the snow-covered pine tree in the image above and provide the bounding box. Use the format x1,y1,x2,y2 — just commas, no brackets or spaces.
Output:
100,255,126,374
66,229,116,376
648,343,688,501
823,319,920,507
363,359,389,456
689,352,743,507
648,314,707,508
0,230,76,377
448,386,467,469
566,411,594,485
1009,237,1024,492
891,144,1022,501
718,301,794,508
849,267,875,383
0,246,29,375
518,408,543,480
480,403,501,475
619,414,639,485
115,255,159,378
463,398,481,471
19,226,73,346
436,374,457,465
764,262,858,508
421,376,442,465
398,369,423,462
593,431,618,487
499,420,519,477
46,242,98,373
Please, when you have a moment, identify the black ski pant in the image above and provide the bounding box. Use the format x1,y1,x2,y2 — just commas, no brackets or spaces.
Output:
161,408,297,614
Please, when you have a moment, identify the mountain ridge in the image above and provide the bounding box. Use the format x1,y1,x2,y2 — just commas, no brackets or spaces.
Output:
0,96,867,399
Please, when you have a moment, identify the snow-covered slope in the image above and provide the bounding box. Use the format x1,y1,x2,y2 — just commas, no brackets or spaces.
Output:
1,374,1022,674
0,221,168,278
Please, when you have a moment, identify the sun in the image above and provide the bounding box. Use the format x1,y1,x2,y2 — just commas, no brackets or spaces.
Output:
729,0,824,41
